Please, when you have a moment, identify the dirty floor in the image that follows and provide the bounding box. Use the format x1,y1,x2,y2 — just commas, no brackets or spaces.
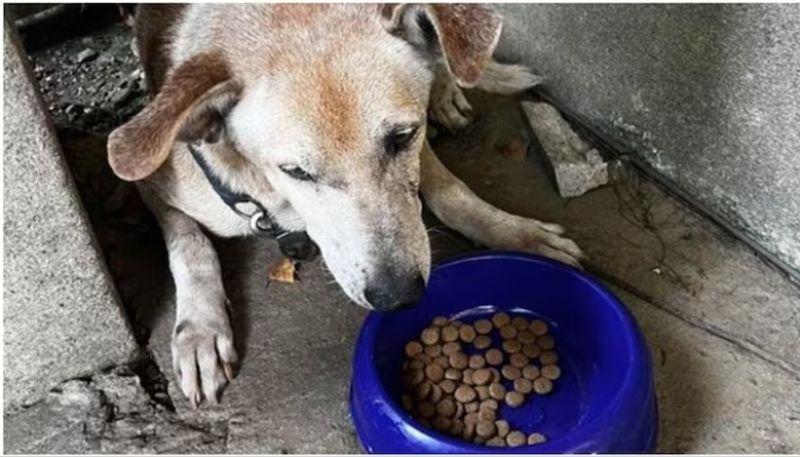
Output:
5,19,800,454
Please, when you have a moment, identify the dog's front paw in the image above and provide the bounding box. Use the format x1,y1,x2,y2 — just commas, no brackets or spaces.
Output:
171,312,237,408
502,218,585,269
429,76,474,132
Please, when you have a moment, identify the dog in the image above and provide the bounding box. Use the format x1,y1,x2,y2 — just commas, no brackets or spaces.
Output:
107,4,583,408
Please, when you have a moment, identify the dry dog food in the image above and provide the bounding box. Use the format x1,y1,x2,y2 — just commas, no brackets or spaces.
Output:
401,312,558,447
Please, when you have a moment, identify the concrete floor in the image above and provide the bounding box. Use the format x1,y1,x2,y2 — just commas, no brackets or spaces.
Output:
6,92,800,453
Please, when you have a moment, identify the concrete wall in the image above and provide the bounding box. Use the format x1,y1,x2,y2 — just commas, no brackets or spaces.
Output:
3,18,138,409
495,4,800,275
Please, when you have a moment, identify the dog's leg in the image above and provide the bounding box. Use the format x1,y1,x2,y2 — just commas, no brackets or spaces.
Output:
138,184,237,407
420,143,584,267
429,60,544,132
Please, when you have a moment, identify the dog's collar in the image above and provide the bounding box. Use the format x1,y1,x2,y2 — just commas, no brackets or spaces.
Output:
186,143,319,262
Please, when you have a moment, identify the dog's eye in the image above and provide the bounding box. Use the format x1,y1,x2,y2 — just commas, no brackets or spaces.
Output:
279,164,315,182
385,125,419,155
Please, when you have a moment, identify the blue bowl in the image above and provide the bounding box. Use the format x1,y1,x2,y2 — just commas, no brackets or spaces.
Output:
349,251,658,453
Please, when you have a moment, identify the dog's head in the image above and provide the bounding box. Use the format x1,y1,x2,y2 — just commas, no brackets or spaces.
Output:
108,4,502,310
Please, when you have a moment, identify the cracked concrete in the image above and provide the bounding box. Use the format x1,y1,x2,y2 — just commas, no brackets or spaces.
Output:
5,33,800,452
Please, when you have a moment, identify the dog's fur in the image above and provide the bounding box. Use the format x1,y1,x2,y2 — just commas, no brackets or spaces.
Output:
108,4,583,407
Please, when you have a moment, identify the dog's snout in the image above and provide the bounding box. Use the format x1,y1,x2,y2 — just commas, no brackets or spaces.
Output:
364,269,425,312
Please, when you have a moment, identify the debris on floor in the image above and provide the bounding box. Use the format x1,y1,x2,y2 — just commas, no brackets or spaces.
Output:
268,257,298,284
522,101,609,198
494,138,530,162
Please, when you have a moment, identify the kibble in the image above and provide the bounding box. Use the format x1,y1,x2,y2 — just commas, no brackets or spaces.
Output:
513,377,533,394
459,325,477,343
505,390,525,408
533,377,553,394
506,430,526,447
401,312,556,446
528,432,547,445
455,385,477,403
522,365,540,380
420,327,440,345
502,339,522,354
441,325,460,342
474,319,493,334
473,335,492,350
499,324,518,340
492,312,511,328
485,348,504,366
511,316,529,330
541,364,561,380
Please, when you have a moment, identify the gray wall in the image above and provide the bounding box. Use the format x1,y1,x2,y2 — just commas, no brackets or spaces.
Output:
495,4,800,275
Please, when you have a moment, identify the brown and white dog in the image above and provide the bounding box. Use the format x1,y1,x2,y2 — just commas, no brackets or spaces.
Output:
108,4,583,408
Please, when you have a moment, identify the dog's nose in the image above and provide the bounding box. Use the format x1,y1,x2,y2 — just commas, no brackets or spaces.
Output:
364,270,425,312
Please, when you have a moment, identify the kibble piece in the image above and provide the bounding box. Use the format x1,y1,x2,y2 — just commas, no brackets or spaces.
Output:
409,359,425,371
528,432,547,445
454,401,464,418
509,353,529,368
480,399,499,411
434,355,449,368
441,325,460,343
499,324,518,340
502,339,522,354
454,385,477,403
406,369,425,386
489,368,502,383
421,327,440,345
430,383,443,403
492,312,511,329
522,365,541,380
485,348,504,366
449,352,468,370
418,401,436,418
533,377,554,394
440,379,457,394
541,364,562,380
506,430,527,447
436,399,457,418
471,368,492,386
432,316,448,327
451,320,464,327
473,335,492,350
401,394,414,411
476,385,490,400
405,341,423,357
517,330,536,344
465,401,479,413
529,319,548,336
505,391,525,408
442,341,461,356
522,343,541,359
424,344,442,357
511,316,529,330
462,422,476,440
539,350,559,365
450,419,464,436
477,407,497,422
488,382,506,401
474,319,493,334
444,368,461,381
495,419,510,438
474,436,486,445
537,334,555,350
469,354,486,369
413,353,432,364
413,381,431,400
425,364,444,382
463,412,480,426
501,364,521,381
486,436,506,447
462,368,474,385
432,416,452,432
459,325,477,343
513,378,533,394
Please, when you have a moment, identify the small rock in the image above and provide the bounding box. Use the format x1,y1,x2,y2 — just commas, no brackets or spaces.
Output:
76,48,98,64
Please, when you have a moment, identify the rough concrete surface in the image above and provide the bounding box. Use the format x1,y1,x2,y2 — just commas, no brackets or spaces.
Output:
495,3,800,276
3,19,138,410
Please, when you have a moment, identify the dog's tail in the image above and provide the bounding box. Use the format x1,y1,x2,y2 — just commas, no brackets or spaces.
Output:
476,60,545,95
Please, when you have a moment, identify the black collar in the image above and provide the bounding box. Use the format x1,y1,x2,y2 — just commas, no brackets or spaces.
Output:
187,143,319,261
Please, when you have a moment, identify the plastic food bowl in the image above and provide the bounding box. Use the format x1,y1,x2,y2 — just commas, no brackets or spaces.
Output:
349,251,658,453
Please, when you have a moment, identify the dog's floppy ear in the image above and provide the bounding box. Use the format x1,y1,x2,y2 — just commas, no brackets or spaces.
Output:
381,4,503,88
108,51,241,181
